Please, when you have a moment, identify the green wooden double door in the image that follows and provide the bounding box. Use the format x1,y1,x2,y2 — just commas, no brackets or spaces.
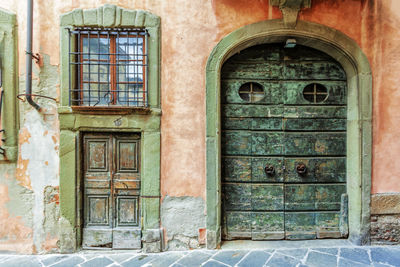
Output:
221,44,348,240
82,133,141,249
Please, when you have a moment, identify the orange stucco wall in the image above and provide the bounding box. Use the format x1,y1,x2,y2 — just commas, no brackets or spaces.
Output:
1,0,399,202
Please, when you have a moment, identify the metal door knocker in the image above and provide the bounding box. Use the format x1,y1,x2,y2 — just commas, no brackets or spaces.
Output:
264,165,275,176
296,164,307,175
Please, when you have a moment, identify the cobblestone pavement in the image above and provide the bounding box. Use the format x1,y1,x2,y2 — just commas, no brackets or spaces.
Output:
0,246,400,267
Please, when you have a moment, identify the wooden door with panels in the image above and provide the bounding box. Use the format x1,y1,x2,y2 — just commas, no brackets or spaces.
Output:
221,44,348,240
82,133,141,249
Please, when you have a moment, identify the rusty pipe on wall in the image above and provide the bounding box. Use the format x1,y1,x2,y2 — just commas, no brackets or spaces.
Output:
25,0,41,111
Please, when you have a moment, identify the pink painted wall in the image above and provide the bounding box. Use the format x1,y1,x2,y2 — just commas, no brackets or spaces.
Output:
0,0,398,205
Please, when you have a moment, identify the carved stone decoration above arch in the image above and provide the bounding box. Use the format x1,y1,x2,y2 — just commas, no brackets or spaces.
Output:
270,0,312,28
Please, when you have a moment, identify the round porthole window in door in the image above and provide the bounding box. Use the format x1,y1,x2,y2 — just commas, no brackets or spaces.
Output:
303,83,328,103
238,82,265,102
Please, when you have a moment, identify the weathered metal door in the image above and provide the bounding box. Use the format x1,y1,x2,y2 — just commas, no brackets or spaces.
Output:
82,133,141,248
221,44,348,240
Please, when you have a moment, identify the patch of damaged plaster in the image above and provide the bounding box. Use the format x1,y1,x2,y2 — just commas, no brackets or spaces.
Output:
0,164,34,253
17,53,61,253
15,128,32,190
161,196,206,250
42,186,60,252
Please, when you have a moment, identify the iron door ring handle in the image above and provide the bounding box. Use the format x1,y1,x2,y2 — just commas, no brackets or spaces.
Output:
264,165,275,176
296,164,307,174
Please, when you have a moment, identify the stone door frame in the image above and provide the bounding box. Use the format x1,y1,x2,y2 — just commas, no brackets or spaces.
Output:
58,5,162,252
205,19,372,248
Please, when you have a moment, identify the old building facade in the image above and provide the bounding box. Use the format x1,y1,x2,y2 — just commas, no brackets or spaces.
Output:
0,0,399,254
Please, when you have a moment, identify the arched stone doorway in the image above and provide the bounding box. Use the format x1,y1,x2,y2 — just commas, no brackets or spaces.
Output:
205,19,372,248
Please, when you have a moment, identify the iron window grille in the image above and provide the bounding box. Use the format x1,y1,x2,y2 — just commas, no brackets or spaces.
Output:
68,27,148,107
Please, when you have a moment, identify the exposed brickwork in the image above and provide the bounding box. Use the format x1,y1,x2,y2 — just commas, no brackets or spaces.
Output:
371,215,400,245
371,193,400,245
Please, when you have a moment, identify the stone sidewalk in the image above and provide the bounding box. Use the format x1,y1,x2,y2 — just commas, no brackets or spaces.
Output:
0,246,400,267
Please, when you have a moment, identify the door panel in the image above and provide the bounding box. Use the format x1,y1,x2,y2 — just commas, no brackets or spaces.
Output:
223,211,252,239
223,104,283,118
222,157,251,182
315,184,346,210
252,157,284,183
316,212,341,238
285,212,317,240
116,139,139,173
285,185,316,211
283,45,331,61
222,157,285,183
251,184,284,210
284,158,346,183
252,118,283,131
222,117,252,130
284,106,347,119
221,44,347,241
222,183,251,211
226,45,280,62
285,184,346,211
222,80,283,104
115,196,139,226
284,118,346,131
221,62,283,80
112,229,141,249
222,131,252,155
83,135,113,248
222,117,283,131
82,133,141,249
82,229,113,248
284,133,346,156
283,62,346,80
113,135,141,238
252,132,284,155
251,212,285,240
87,139,109,171
86,195,110,225
284,81,346,105
285,212,342,240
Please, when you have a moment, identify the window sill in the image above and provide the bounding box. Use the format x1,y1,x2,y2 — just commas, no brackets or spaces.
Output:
70,106,152,115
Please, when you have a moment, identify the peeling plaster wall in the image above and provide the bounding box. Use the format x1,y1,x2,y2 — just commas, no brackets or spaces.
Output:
15,54,60,254
0,0,399,253
0,52,59,253
0,164,34,253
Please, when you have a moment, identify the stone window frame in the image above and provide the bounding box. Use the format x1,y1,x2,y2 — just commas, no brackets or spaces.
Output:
0,8,19,162
58,5,162,252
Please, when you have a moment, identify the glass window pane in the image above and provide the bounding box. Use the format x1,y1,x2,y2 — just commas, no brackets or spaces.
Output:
83,37,110,60
117,83,144,106
82,83,113,106
72,29,147,107
116,36,144,61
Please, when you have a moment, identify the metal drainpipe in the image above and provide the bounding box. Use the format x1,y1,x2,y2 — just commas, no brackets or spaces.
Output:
26,0,41,111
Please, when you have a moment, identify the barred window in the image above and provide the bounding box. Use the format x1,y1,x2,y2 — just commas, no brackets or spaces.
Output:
69,28,148,107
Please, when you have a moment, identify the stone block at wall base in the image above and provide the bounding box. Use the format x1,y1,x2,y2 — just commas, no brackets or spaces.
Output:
371,194,400,215
370,193,400,245
142,241,161,253
142,229,162,253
